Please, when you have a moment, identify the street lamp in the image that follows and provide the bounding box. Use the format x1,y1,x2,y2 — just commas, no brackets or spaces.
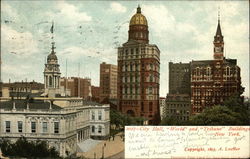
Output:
101,143,106,159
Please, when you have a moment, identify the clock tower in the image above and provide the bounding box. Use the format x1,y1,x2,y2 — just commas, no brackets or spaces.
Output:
213,12,224,60
44,22,61,96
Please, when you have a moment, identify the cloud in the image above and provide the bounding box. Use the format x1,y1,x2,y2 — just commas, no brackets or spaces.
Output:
1,1,18,20
1,24,39,57
45,1,92,25
110,2,127,13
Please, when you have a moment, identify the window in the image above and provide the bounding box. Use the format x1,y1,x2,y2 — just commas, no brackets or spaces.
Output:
92,126,95,133
207,67,211,76
18,121,22,133
98,126,102,133
42,122,48,133
31,122,36,133
5,121,10,133
149,102,153,111
98,110,102,120
226,67,230,76
149,87,153,94
136,48,139,54
49,76,52,86
150,64,153,70
131,48,134,55
150,75,153,82
92,111,95,120
54,122,59,134
141,102,144,111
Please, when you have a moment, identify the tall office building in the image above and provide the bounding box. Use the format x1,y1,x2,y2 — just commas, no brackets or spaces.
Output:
117,6,161,124
99,62,118,103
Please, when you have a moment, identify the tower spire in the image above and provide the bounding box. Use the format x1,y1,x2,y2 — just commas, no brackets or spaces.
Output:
50,21,56,54
215,8,222,37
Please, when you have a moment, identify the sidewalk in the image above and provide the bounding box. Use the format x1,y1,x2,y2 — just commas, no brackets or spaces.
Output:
77,132,124,159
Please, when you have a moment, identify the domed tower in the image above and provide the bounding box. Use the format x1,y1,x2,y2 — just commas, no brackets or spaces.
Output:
44,22,61,94
128,6,149,43
117,6,161,125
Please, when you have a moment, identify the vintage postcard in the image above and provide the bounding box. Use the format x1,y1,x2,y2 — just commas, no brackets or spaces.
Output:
0,0,249,159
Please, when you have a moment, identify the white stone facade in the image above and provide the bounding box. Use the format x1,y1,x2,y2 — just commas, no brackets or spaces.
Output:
0,98,110,157
89,104,110,139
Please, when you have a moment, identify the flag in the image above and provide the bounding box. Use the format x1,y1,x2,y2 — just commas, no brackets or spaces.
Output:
50,21,54,33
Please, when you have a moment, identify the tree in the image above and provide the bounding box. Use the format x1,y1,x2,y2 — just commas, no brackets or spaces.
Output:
0,137,60,158
189,105,244,125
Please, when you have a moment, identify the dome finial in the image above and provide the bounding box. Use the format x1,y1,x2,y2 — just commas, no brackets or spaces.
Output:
137,5,141,13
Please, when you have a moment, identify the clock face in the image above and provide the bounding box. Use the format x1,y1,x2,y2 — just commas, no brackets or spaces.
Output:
215,47,221,52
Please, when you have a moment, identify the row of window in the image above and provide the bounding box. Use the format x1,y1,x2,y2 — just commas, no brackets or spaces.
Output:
5,121,59,134
91,111,102,120
193,67,234,76
120,47,156,56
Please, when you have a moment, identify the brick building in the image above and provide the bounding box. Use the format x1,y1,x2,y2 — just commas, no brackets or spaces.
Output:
190,18,244,114
1,81,44,98
60,77,92,99
91,86,100,102
117,6,160,124
165,94,191,121
99,62,117,103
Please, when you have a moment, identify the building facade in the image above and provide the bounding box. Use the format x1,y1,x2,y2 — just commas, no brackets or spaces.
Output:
0,98,110,157
190,18,244,114
1,81,44,98
169,62,190,95
60,77,92,99
117,6,160,124
89,104,110,140
91,86,100,102
99,62,117,103
165,94,191,121
159,97,166,120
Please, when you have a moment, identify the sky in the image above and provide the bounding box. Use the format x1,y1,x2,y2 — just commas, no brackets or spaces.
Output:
1,0,249,97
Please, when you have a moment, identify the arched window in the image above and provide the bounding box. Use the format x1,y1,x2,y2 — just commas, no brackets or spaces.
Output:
98,126,102,133
49,76,52,86
196,67,200,76
206,67,211,76
226,67,230,76
150,74,153,82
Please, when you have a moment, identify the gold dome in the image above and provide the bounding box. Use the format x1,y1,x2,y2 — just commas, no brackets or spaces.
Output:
129,6,148,26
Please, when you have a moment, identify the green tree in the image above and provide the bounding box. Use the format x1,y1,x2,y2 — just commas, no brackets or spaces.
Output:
0,137,60,158
189,105,244,125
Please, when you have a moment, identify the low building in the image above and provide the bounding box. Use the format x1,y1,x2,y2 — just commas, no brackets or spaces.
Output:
0,97,110,157
1,81,44,98
165,94,191,121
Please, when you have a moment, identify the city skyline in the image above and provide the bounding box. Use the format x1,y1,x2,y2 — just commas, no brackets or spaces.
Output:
1,1,249,97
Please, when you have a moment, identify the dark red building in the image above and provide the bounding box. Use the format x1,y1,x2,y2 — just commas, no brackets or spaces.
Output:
117,6,160,124
191,18,244,114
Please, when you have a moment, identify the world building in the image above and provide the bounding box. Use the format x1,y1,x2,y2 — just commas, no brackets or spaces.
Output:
117,6,161,124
